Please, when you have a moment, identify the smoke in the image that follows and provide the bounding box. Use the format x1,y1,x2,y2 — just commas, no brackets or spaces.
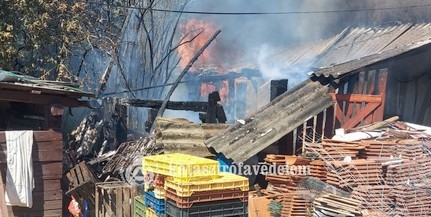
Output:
185,0,431,62
165,0,431,122
256,44,284,80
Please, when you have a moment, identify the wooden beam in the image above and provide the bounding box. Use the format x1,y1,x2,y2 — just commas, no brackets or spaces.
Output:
331,93,382,103
123,99,208,112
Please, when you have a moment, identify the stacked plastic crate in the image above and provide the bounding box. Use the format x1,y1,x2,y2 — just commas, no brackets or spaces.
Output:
142,153,249,217
142,173,167,216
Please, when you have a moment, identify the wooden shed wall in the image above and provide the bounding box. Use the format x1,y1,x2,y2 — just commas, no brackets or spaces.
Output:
0,130,63,217
385,69,431,126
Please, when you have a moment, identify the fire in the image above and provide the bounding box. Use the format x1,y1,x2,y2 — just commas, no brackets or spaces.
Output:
178,19,238,103
200,80,229,103
178,19,224,71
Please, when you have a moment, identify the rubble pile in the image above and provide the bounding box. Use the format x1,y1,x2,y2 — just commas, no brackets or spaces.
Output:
257,120,431,216
264,155,312,216
301,120,431,216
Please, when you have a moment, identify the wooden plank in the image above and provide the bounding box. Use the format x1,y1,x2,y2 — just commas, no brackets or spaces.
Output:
7,198,62,213
342,102,380,129
0,150,62,163
0,89,87,107
334,100,345,126
373,69,388,122
33,161,62,177
7,208,62,217
34,179,61,192
364,70,377,124
0,131,62,143
115,188,122,216
345,75,358,121
95,187,100,217
0,170,8,217
354,71,366,125
331,93,382,103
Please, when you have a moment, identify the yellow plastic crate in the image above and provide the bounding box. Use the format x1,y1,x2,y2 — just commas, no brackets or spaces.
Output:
145,207,158,217
154,187,165,199
164,172,249,197
142,153,219,181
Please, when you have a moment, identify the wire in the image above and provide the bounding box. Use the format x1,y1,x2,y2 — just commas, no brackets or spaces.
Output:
85,2,431,15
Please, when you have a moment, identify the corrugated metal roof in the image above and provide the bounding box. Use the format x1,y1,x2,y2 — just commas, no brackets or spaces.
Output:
205,79,333,163
312,37,431,79
0,70,93,98
268,28,349,69
155,117,229,157
382,23,431,51
313,24,413,68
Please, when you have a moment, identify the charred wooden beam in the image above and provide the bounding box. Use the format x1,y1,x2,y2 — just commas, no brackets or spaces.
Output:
185,68,261,82
122,99,209,112
206,91,220,123
270,79,288,101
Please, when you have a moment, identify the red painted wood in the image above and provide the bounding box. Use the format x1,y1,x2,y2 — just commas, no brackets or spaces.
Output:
342,102,380,129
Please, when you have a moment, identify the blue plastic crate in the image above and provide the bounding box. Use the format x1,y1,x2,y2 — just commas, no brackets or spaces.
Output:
144,191,166,215
165,199,247,217
217,154,233,172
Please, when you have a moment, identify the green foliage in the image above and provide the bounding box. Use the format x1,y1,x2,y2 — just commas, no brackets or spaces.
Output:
268,199,283,217
0,0,125,81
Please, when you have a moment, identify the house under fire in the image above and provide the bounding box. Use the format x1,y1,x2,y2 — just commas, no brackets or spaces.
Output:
205,23,431,166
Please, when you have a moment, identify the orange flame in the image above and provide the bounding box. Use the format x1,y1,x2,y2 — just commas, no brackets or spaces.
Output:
178,19,236,103
178,19,226,71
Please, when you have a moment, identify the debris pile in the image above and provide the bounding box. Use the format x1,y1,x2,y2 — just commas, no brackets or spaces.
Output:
351,185,394,213
301,120,431,216
256,119,431,216
312,194,362,216
264,155,312,216
326,159,383,188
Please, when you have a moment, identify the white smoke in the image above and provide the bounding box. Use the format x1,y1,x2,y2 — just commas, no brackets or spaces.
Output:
257,44,285,81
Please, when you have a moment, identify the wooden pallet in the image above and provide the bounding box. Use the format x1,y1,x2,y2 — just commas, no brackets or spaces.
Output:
95,181,136,217
66,161,98,217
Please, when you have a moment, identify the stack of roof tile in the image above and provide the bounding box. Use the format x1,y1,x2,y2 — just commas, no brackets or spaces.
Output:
305,140,365,161
264,155,312,217
310,160,328,182
326,159,383,188
392,185,431,216
281,192,312,217
361,140,398,158
385,157,431,184
351,185,394,214
395,139,424,160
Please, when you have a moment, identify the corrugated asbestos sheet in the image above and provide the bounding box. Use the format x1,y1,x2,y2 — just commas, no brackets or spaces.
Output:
155,117,229,157
205,79,333,163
